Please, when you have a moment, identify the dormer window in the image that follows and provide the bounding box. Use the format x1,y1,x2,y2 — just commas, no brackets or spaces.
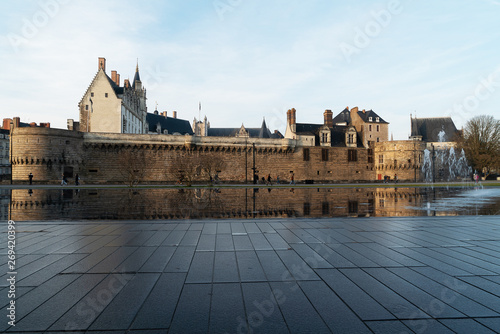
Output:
376,117,379,122
368,117,372,122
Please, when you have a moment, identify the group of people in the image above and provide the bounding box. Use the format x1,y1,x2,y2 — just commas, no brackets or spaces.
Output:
383,174,398,183
28,172,80,186
253,173,295,185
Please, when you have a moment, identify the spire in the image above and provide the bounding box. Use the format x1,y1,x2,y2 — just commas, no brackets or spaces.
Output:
132,59,141,90
259,117,271,138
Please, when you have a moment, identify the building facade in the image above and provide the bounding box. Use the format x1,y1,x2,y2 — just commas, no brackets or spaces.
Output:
73,58,147,134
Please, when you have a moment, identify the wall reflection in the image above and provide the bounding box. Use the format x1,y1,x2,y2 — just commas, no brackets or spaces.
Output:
6,186,499,221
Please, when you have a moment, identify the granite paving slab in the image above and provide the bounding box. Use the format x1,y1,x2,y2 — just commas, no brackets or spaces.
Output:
2,216,500,333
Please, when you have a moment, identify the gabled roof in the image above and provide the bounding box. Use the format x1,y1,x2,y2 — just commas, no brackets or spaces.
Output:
411,117,458,142
332,108,351,125
146,113,193,135
356,109,388,124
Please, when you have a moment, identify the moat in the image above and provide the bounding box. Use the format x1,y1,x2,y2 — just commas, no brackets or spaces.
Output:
2,185,499,221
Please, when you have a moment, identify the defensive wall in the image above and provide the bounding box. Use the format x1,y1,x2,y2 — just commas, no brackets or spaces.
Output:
12,127,382,184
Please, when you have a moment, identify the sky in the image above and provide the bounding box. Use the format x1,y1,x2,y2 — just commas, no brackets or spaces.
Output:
1,0,500,139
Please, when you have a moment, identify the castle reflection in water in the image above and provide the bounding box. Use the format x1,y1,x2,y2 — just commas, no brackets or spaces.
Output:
5,186,499,221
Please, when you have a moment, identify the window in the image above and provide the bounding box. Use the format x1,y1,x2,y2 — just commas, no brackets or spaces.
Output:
369,117,372,122
369,125,372,131
348,149,357,162
91,92,94,97
303,148,310,161
377,137,380,142
322,149,329,161
321,132,329,143
376,117,379,122
347,134,354,144
85,105,88,111
105,93,108,98
377,125,380,132
379,155,384,164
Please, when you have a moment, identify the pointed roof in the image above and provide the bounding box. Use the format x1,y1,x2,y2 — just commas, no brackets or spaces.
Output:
258,118,271,138
132,60,141,88
332,108,351,125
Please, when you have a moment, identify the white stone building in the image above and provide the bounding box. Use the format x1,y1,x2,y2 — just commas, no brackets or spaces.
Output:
72,57,147,134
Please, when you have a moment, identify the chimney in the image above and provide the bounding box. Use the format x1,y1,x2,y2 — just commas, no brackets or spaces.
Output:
172,111,177,119
161,111,168,118
286,109,291,125
116,74,120,86
29,122,37,127
362,109,366,113
324,109,333,127
40,122,50,128
2,118,12,130
13,117,20,128
111,70,117,84
124,79,130,88
98,57,106,72
290,108,296,125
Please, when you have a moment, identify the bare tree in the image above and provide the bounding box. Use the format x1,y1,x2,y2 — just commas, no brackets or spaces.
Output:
457,115,500,178
169,149,225,185
117,148,147,187
198,153,225,183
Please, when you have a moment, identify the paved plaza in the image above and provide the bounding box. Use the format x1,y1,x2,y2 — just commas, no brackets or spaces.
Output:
1,216,500,333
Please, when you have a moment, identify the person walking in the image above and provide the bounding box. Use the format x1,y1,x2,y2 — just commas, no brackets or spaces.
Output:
290,173,295,185
75,173,80,186
28,172,33,185
61,173,67,186
267,174,272,186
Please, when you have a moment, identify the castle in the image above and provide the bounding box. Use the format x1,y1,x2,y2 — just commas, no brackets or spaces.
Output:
10,58,462,185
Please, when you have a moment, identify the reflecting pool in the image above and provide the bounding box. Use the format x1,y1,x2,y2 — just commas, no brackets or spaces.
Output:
3,185,499,221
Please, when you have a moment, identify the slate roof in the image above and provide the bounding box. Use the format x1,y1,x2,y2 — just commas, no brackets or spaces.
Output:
411,117,458,142
206,119,280,138
105,74,124,95
332,108,351,125
356,109,388,124
295,123,322,136
146,113,194,135
294,123,363,147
